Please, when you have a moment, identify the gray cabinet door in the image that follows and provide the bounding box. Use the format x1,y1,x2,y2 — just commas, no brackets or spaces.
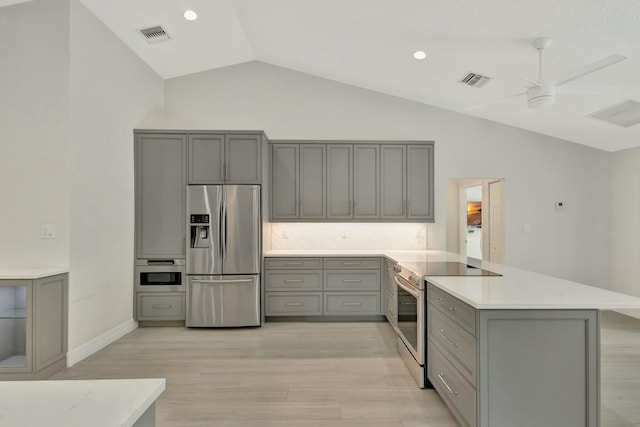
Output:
225,134,261,184
380,145,406,219
353,145,379,219
271,144,299,219
34,275,67,371
188,134,224,184
300,144,326,218
135,134,187,259
407,144,434,220
327,144,353,219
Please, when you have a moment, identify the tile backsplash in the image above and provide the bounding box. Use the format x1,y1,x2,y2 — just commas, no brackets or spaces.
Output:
271,223,428,250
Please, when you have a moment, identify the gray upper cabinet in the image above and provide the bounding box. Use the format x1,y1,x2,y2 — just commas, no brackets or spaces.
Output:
189,133,262,185
135,133,187,259
353,145,379,219
300,144,326,218
380,145,406,219
271,144,299,219
327,145,353,219
269,140,434,222
407,144,434,221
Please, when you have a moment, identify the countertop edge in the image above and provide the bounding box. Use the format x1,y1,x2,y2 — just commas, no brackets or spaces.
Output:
0,268,69,279
122,378,166,427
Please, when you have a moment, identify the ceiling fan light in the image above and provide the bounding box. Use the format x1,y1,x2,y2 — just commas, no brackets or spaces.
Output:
527,85,555,109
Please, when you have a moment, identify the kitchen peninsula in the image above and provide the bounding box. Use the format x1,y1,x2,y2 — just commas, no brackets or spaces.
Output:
265,249,640,427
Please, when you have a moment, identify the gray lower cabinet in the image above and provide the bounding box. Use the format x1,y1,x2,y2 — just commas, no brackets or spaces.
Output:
188,132,263,185
0,274,68,380
136,293,186,321
264,257,382,318
426,283,599,427
135,133,187,259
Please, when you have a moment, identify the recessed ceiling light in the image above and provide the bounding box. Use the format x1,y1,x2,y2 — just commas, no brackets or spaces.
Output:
413,50,426,60
184,10,198,21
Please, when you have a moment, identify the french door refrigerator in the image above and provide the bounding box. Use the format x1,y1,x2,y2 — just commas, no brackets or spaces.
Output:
186,185,261,327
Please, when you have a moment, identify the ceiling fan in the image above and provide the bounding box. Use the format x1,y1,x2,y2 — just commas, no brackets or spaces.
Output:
467,38,627,110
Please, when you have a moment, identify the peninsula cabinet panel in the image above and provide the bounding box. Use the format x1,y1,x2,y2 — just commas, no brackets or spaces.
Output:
380,145,406,219
271,144,299,219
326,144,353,219
135,133,187,259
407,144,434,220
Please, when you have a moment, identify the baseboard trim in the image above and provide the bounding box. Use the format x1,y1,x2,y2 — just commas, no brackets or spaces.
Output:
67,319,138,367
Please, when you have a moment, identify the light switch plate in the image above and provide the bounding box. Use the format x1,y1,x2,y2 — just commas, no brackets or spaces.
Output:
41,223,56,239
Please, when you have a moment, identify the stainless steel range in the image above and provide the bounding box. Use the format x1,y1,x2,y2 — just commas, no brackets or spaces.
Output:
394,261,501,389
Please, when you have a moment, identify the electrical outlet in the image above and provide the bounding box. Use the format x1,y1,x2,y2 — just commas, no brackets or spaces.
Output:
342,232,348,239
416,228,423,238
40,223,56,239
282,230,289,239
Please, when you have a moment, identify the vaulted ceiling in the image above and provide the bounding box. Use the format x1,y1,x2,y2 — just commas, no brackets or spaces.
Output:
9,0,640,151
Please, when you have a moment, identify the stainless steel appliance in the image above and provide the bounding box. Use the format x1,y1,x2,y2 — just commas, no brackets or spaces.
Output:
394,264,430,389
135,259,185,292
186,185,261,327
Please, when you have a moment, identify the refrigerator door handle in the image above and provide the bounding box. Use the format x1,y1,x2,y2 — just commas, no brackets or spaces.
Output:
219,191,225,261
222,196,227,260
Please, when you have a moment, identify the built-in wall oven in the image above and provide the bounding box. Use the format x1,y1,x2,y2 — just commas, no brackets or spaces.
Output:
135,259,185,292
394,264,433,389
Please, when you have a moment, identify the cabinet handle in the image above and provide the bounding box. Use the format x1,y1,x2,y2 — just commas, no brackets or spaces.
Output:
284,262,304,266
438,329,459,347
437,373,459,396
342,262,362,266
284,279,304,283
343,302,362,306
285,302,304,307
400,302,417,305
342,279,362,283
152,305,172,309
437,297,457,312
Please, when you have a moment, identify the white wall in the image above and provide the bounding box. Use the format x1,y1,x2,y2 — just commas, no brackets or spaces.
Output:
611,147,640,314
0,0,70,267
165,61,612,288
68,0,164,351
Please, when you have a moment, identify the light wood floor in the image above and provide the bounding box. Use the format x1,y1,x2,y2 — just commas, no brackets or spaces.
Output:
50,311,640,427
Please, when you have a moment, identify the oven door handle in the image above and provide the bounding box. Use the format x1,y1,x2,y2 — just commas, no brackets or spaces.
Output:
395,276,420,298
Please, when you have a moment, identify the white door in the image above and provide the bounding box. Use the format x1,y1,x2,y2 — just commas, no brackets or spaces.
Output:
489,180,505,263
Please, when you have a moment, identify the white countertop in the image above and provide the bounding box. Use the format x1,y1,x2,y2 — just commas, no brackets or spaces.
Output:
0,268,68,279
264,249,640,310
0,378,165,427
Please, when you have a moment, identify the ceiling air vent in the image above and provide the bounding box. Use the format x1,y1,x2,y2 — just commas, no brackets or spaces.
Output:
138,25,171,43
588,100,640,127
459,72,492,88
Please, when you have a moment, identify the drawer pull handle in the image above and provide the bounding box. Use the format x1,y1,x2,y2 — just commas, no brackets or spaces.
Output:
400,302,417,305
152,305,172,309
284,262,304,266
342,279,362,282
343,302,362,306
448,306,458,312
284,279,304,283
342,262,362,265
285,302,304,307
437,373,459,396
438,329,459,347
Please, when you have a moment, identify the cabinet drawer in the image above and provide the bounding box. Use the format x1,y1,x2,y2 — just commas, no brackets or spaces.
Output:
265,293,322,316
324,292,380,315
430,343,477,427
428,284,476,336
137,293,185,320
265,258,323,269
324,270,380,291
265,271,322,291
323,258,380,269
429,304,477,386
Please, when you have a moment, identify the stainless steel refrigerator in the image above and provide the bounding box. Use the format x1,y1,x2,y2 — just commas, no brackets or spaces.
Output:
186,185,261,327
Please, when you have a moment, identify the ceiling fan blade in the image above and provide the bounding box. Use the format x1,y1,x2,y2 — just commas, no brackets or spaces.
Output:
554,54,627,86
555,84,620,95
507,72,541,88
465,93,526,111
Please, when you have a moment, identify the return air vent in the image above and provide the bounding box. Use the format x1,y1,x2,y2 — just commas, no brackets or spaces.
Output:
459,72,492,88
588,100,640,127
138,25,171,43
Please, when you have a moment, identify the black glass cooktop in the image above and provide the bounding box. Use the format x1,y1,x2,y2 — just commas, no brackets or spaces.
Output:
414,262,501,276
